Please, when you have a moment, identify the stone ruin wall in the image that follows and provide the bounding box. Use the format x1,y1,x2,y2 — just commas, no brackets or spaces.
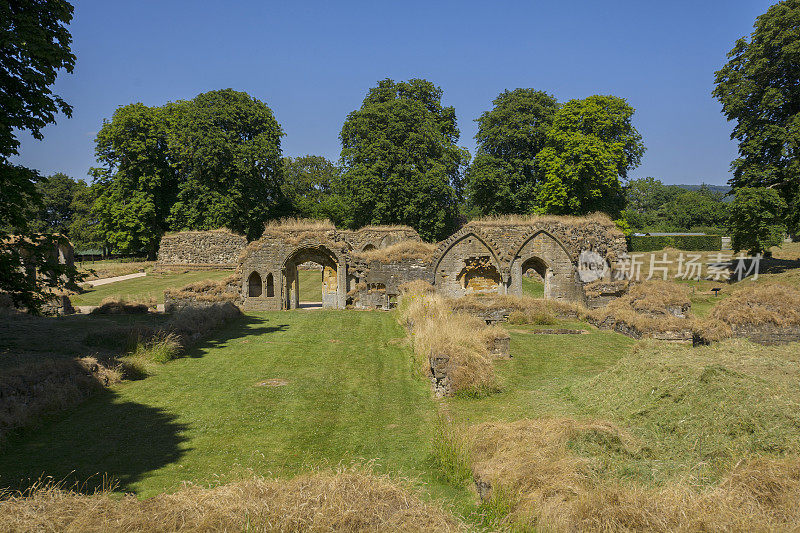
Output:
228,217,627,311
157,230,247,270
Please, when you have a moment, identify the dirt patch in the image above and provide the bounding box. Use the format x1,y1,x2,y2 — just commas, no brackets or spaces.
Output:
255,379,289,387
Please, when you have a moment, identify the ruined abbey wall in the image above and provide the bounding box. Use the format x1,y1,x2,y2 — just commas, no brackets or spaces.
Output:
156,230,246,269
233,216,626,311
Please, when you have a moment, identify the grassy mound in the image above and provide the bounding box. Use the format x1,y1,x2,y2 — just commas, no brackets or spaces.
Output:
711,283,800,327
569,339,800,480
587,281,694,335
0,467,465,532
455,417,800,532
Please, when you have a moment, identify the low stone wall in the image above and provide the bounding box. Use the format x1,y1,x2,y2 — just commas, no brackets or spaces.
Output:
157,230,246,270
731,324,800,345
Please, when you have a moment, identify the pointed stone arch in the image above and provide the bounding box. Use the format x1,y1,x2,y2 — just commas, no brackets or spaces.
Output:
509,229,581,301
282,244,344,309
432,229,504,297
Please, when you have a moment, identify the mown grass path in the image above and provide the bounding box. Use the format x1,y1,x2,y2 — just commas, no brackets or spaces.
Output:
0,311,452,501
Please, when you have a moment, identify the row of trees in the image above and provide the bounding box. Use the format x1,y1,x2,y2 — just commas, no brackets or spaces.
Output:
32,81,646,248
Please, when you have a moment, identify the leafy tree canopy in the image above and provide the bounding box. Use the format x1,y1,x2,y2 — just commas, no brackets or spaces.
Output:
535,95,644,217
466,89,558,214
0,0,75,158
91,89,287,257
623,178,728,232
338,78,466,241
728,187,787,255
0,0,82,314
713,0,800,234
282,155,345,223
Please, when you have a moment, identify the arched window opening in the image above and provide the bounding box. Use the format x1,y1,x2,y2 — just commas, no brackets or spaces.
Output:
248,271,263,297
362,243,376,252
266,273,275,297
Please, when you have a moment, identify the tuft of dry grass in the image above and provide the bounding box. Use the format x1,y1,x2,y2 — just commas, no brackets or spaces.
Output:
587,281,694,335
352,241,437,263
0,357,121,444
398,279,436,295
452,418,800,532
398,286,500,396
164,275,239,303
90,297,153,315
449,293,584,320
711,283,800,327
0,467,466,533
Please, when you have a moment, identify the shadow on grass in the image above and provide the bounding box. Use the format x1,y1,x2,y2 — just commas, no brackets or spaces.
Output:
0,313,290,494
0,389,188,494
183,313,290,358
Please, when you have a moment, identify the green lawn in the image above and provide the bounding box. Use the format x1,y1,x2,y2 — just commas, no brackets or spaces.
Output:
447,321,635,424
0,310,468,504
297,269,322,301
521,276,544,298
71,270,231,306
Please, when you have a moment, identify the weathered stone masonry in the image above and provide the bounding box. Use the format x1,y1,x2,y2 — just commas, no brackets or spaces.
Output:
235,217,627,311
157,230,247,270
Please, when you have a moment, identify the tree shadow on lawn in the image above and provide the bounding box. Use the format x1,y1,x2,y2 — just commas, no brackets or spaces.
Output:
0,314,291,494
182,313,290,359
0,389,189,494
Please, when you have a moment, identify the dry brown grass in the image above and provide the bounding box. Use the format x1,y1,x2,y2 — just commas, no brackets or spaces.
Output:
398,279,436,295
449,293,584,320
467,212,620,229
0,466,466,533
587,281,694,335
162,227,239,236
460,418,800,532
164,275,239,303
0,357,121,444
398,286,500,395
352,224,418,232
352,241,437,263
90,297,153,315
263,217,336,231
711,283,800,327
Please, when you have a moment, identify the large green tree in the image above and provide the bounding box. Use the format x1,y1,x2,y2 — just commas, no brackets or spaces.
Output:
728,187,786,255
91,89,287,256
166,89,288,239
713,0,800,235
0,0,82,313
28,172,83,234
466,88,559,214
282,155,345,223
91,103,176,258
338,78,466,241
534,95,645,217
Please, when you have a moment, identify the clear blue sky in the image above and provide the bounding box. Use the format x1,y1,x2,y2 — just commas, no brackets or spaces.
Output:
11,0,776,185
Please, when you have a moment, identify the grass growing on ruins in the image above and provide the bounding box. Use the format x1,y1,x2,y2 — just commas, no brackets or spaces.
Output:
71,270,231,307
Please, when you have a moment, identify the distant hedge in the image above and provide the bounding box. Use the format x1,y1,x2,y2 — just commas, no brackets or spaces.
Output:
629,234,722,252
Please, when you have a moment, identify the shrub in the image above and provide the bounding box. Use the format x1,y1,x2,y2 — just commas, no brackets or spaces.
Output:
629,234,722,252
90,297,152,315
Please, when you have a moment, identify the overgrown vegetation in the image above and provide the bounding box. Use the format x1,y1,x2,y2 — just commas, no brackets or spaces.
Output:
398,283,505,396
0,466,466,533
